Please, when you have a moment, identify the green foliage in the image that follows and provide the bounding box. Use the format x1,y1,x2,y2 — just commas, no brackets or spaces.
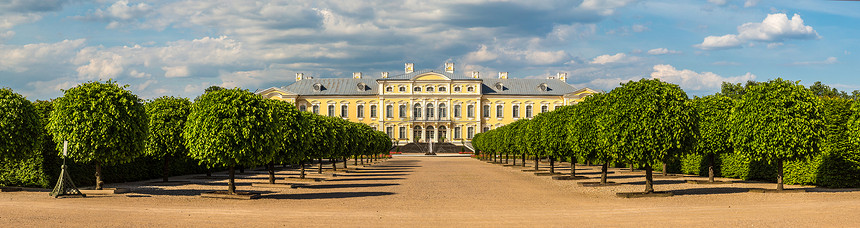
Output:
692,95,733,157
183,88,276,168
0,88,42,163
567,93,612,163
263,99,303,164
602,78,696,166
730,78,824,164
48,81,147,166
145,96,191,158
537,108,571,159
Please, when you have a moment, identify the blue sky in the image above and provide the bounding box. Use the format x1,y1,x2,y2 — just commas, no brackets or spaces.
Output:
1,0,859,100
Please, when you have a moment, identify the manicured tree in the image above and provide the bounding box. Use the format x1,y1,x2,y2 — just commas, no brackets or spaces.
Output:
692,95,733,182
144,96,191,182
297,112,326,178
506,120,528,167
532,112,558,173
569,93,613,184
540,106,578,177
183,88,277,195
262,99,302,184
817,96,859,187
731,78,824,191
0,88,42,188
48,81,147,190
603,79,697,193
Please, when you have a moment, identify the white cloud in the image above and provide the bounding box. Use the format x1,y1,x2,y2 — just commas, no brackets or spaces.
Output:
708,0,728,6
646,48,680,55
590,53,639,64
791,57,837,65
579,0,637,16
650,64,755,91
744,0,760,7
162,66,189,78
632,24,648,32
463,45,498,63
696,13,819,50
0,39,85,73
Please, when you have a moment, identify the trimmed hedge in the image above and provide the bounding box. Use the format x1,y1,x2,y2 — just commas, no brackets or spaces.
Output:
679,151,860,188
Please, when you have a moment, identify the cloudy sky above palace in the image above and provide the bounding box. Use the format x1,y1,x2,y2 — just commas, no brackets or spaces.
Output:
1,0,858,100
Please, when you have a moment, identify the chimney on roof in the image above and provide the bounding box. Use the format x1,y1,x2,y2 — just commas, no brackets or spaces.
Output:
445,62,454,73
498,72,508,79
405,63,414,74
296,73,304,81
472,71,480,78
381,72,388,78
557,72,567,82
353,72,362,79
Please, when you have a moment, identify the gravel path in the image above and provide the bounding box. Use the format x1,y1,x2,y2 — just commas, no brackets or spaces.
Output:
1,156,859,227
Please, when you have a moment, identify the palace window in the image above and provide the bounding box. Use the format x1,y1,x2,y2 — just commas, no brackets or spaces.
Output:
467,127,474,139
299,105,306,112
414,126,422,141
386,127,393,138
454,86,461,92
328,104,335,117
439,87,446,92
439,103,447,118
413,104,422,118
496,105,503,118
386,105,394,118
370,105,377,118
453,104,461,118
525,105,532,118
467,86,475,92
426,103,435,118
341,105,348,118
555,105,561,110
512,105,520,118
467,104,474,118
483,127,489,133
454,127,461,139
399,127,406,139
414,86,422,92
399,86,406,92
386,86,393,92
426,86,434,92
313,105,319,114
399,104,407,118
482,105,490,118
357,105,364,118
541,105,548,113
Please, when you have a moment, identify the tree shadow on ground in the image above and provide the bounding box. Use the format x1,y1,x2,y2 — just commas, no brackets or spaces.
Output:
670,187,751,196
299,183,399,189
264,191,395,199
624,180,687,185
339,173,409,177
327,177,406,182
805,188,860,193
131,188,276,196
349,170,412,173
576,171,615,175
605,175,646,179
193,182,254,187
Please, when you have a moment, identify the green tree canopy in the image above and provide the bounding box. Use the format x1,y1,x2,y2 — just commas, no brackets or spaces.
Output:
731,78,824,190
48,81,147,190
0,88,41,164
602,79,697,193
692,94,734,182
144,96,191,182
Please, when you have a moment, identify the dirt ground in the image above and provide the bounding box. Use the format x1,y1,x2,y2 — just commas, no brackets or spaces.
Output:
1,156,859,227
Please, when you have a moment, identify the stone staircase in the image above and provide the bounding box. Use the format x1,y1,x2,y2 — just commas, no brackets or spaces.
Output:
396,143,465,154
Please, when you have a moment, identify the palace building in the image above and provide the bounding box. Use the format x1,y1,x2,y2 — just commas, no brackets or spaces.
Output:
256,62,597,149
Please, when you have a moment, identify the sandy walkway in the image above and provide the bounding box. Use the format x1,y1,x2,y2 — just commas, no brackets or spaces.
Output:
1,156,859,227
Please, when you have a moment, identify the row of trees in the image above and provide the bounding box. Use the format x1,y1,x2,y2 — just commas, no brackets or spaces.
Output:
1,82,392,195
474,78,851,193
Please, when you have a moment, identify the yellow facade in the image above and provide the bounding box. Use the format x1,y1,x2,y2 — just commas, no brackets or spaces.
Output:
257,64,597,147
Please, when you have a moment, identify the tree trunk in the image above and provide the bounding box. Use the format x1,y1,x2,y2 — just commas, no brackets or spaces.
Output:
644,163,654,193
300,160,306,179
600,163,608,184
332,158,337,171
513,154,516,165
570,156,576,177
162,157,170,182
709,153,715,182
505,153,509,164
318,158,323,174
268,162,276,184
662,162,667,176
206,168,212,177
521,154,526,167
239,166,244,174
95,161,103,190
629,163,634,171
360,155,364,165
344,157,348,169
354,155,358,166
534,155,540,170
776,159,784,191
228,165,236,195
549,156,555,174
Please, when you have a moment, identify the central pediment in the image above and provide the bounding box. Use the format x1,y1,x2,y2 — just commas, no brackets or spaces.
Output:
411,72,451,81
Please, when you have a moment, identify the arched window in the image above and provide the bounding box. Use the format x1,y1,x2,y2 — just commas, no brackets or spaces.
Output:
299,105,306,112
399,86,406,92
426,103,435,118
512,105,520,118
541,105,548,113
426,86,434,92
357,104,364,118
340,105,348,118
496,105,503,118
386,105,394,118
439,103,447,118
439,87,447,92
413,126,422,142
426,126,435,141
413,103,422,118
414,86,422,92
327,104,335,117
467,86,475,92
370,105,377,118
467,104,475,118
525,105,533,118
386,86,393,92
454,86,461,92
399,104,407,118
313,105,320,114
